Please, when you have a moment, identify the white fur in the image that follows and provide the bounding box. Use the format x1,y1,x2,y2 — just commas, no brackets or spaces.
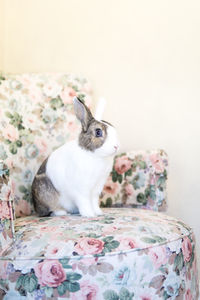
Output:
95,97,106,121
46,124,119,217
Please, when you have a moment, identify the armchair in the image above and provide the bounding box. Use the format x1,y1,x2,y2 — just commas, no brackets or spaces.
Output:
0,73,199,299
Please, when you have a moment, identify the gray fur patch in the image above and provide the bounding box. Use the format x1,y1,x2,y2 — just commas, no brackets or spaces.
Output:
32,158,62,216
74,97,93,132
79,119,108,151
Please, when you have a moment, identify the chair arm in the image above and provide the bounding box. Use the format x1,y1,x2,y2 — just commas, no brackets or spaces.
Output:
100,149,168,212
0,161,15,255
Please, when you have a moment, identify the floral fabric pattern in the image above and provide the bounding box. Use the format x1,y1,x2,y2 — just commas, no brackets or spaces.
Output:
0,208,199,299
101,150,168,211
0,162,15,254
3,208,195,259
0,73,92,217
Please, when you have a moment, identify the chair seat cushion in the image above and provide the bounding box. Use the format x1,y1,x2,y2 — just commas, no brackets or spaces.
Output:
1,208,199,299
4,208,192,259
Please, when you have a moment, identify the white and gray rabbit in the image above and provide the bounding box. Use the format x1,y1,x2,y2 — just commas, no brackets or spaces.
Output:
32,97,119,217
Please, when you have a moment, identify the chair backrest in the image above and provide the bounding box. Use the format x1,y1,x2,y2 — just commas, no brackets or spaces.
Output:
100,149,168,212
0,73,92,217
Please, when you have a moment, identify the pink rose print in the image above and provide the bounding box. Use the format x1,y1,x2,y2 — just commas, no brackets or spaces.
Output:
140,295,151,300
34,260,66,287
125,183,134,197
46,244,64,257
150,154,165,174
0,201,10,219
117,237,138,251
185,289,193,300
182,236,192,262
35,139,48,154
45,240,74,258
0,261,8,280
149,174,157,185
114,156,132,175
74,237,104,255
71,280,99,300
3,124,19,142
18,74,31,86
5,159,14,169
60,87,76,104
103,176,119,195
15,199,31,217
43,82,62,98
102,225,118,235
40,226,58,233
149,246,168,269
29,85,43,104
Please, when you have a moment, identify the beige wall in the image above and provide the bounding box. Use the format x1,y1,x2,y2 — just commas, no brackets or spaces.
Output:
0,0,4,70
1,0,200,269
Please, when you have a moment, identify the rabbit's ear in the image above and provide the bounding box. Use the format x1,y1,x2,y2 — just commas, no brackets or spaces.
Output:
73,97,93,132
95,97,106,121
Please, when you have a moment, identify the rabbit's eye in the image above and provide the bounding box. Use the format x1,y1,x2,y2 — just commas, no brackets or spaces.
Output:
95,128,103,137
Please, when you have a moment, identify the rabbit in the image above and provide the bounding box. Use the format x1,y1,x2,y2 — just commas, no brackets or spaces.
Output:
32,97,120,217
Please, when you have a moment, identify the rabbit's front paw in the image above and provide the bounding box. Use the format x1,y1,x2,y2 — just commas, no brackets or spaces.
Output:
94,207,103,216
51,210,68,216
79,207,96,218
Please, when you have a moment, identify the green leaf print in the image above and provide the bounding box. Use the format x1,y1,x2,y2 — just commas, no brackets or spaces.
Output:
8,112,25,130
174,252,184,275
65,281,80,293
8,140,23,155
59,257,70,268
16,274,38,294
102,236,120,253
0,74,5,84
141,237,157,244
5,111,13,118
16,140,22,147
138,160,147,169
145,185,156,201
101,198,113,208
151,235,167,243
77,93,85,101
16,275,24,289
66,272,82,282
112,170,118,182
125,169,132,177
50,96,64,110
9,142,18,154
137,193,147,205
119,287,134,300
117,174,123,184
106,197,113,207
57,282,68,296
19,185,32,202
103,236,115,243
23,274,38,293
103,290,119,300
4,139,11,144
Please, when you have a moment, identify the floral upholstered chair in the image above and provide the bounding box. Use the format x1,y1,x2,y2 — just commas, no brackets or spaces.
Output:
0,73,199,300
